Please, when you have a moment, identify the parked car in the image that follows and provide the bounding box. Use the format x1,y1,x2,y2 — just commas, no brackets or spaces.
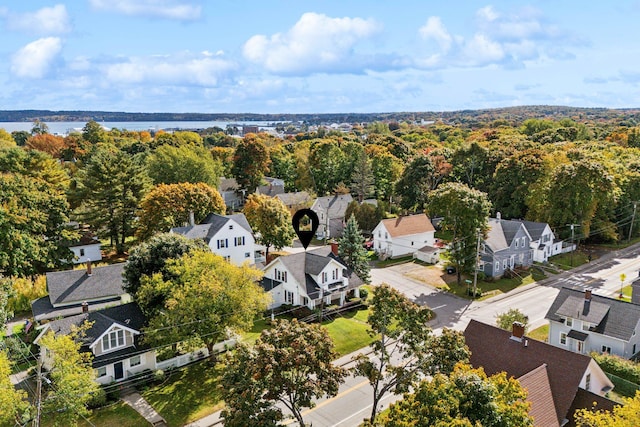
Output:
363,240,374,250
446,266,456,274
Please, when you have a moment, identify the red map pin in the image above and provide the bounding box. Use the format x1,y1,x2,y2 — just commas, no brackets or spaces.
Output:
292,208,319,250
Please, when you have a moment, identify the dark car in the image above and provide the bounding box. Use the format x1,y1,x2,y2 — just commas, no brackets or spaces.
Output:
446,266,456,274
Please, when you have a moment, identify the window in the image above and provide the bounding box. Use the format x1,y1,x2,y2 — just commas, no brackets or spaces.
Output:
80,248,85,256
301,296,309,306
235,236,245,246
560,332,567,345
411,241,414,246
585,373,591,391
96,366,107,377
515,239,519,248
245,252,250,258
229,224,233,229
130,355,141,367
577,341,584,353
582,322,590,331
217,239,228,249
495,261,500,272
224,255,231,262
385,232,388,239
566,318,573,327
285,290,294,304
601,345,611,354
322,272,327,283
521,237,526,247
378,230,381,237
503,259,508,269
102,329,125,351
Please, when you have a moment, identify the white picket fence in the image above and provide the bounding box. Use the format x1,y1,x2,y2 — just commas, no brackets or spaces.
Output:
156,338,237,370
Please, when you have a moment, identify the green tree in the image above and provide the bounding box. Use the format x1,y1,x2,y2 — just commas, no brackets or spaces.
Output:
123,232,207,298
140,251,269,359
378,363,532,427
31,119,49,135
0,279,15,333
137,182,226,241
0,129,16,149
147,144,223,188
427,182,492,285
232,134,271,193
0,147,69,191
39,326,102,427
338,215,371,283
353,284,442,424
351,151,375,202
269,144,298,192
371,150,402,201
82,120,109,144
395,154,436,211
0,173,75,277
11,130,30,146
243,193,295,261
221,319,348,427
0,350,30,426
495,308,529,333
308,139,346,195
74,146,151,252
344,201,383,235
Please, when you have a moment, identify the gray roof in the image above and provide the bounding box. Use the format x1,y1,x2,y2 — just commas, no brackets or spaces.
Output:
219,177,239,192
256,184,285,197
275,191,312,207
556,296,610,325
521,220,551,242
46,263,126,306
312,194,353,219
171,213,253,243
546,287,640,341
485,218,529,252
32,295,122,322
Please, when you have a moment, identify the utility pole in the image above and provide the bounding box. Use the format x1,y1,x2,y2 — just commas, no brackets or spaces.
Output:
568,223,580,267
629,202,638,243
34,356,42,427
472,228,481,299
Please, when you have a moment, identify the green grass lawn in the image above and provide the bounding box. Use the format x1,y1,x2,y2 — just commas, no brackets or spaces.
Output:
322,307,374,356
374,255,413,268
548,249,591,270
143,361,225,427
79,402,148,427
528,324,549,342
444,268,546,300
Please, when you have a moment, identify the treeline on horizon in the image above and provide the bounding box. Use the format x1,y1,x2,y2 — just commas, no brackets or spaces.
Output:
3,105,640,126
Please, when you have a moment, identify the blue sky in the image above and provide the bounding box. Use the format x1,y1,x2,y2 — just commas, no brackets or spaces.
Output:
1,1,640,114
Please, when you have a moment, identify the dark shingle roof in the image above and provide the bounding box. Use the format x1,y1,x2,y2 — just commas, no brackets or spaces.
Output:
312,194,353,219
517,364,559,427
556,297,610,325
46,263,126,306
521,220,551,242
464,319,592,426
565,388,619,427
545,287,640,341
32,295,122,322
172,213,253,243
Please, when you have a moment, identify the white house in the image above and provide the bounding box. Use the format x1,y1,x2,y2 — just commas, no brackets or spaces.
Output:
520,220,567,263
260,246,363,310
545,287,640,359
68,231,102,264
34,303,156,385
310,194,353,240
372,214,436,259
171,212,257,266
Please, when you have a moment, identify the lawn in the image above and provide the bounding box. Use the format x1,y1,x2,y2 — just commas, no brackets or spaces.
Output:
443,268,546,300
143,361,225,427
322,307,374,356
79,402,148,427
528,324,549,342
548,249,591,270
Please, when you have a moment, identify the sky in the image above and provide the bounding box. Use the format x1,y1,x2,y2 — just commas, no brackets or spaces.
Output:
2,1,640,114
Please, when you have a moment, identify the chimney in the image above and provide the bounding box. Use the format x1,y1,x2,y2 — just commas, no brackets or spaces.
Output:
585,289,592,301
331,241,339,256
86,260,92,276
82,301,89,313
510,321,525,342
189,210,195,227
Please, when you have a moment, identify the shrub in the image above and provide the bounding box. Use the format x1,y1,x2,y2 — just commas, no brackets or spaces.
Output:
359,287,369,301
592,352,640,384
8,276,47,313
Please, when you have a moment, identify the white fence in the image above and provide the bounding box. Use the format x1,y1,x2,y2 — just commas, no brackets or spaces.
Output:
156,338,237,371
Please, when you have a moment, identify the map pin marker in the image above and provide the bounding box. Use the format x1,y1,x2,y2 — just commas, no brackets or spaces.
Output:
292,208,319,250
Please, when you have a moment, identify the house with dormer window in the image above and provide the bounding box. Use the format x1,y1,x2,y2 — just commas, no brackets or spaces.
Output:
545,287,640,359
171,212,258,265
34,303,155,384
479,215,533,277
260,246,363,310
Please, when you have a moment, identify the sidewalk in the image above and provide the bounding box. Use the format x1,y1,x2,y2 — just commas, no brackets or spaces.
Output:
121,392,167,427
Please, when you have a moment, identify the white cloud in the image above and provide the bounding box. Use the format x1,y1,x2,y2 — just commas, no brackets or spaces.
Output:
243,12,384,75
419,17,452,51
89,0,201,21
104,53,236,86
11,37,63,78
6,5,71,34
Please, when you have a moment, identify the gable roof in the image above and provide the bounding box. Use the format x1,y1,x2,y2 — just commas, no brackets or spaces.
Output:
517,364,559,427
464,319,592,426
46,263,126,307
171,213,254,243
379,214,435,238
485,218,530,252
521,220,552,242
545,287,640,341
312,194,353,219
565,388,619,427
275,191,312,207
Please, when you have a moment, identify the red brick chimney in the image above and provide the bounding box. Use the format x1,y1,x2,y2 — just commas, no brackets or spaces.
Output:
511,322,525,342
86,260,92,276
585,289,592,301
331,241,339,256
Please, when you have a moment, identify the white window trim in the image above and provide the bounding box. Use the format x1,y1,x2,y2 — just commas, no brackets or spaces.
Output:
130,355,141,367
96,366,107,377
560,332,567,345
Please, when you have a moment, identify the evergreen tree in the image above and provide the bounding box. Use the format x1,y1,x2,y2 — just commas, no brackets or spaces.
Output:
338,215,371,284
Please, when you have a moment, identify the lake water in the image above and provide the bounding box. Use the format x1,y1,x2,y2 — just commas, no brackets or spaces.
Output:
0,120,280,135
